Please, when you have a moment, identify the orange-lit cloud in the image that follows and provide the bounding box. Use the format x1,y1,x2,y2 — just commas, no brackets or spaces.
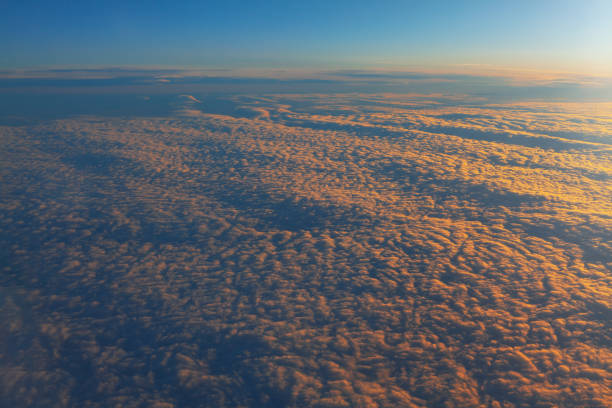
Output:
0,94,610,407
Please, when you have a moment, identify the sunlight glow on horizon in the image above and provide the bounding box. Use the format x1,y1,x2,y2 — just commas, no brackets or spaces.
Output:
1,1,610,75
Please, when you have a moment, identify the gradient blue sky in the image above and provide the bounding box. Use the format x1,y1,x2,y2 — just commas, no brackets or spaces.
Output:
1,0,611,73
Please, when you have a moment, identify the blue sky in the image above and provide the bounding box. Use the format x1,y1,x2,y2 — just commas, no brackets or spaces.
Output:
1,1,611,73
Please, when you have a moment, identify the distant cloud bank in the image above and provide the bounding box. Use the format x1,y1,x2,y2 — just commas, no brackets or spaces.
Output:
1,67,611,102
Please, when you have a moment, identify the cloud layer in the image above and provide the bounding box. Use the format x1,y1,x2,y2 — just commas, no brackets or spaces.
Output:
0,94,610,407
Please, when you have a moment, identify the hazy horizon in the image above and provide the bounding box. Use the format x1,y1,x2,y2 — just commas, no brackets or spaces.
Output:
2,1,612,73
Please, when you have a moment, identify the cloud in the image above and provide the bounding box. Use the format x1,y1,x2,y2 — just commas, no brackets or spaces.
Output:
0,93,611,407
2,67,611,103
178,94,201,104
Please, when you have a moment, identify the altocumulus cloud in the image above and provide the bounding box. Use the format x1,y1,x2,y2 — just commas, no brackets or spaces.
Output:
0,93,611,407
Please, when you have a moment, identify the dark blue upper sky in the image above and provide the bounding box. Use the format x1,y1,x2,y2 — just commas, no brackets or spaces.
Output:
1,0,611,73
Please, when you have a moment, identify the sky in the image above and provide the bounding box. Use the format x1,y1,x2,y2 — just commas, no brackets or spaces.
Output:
1,0,611,74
